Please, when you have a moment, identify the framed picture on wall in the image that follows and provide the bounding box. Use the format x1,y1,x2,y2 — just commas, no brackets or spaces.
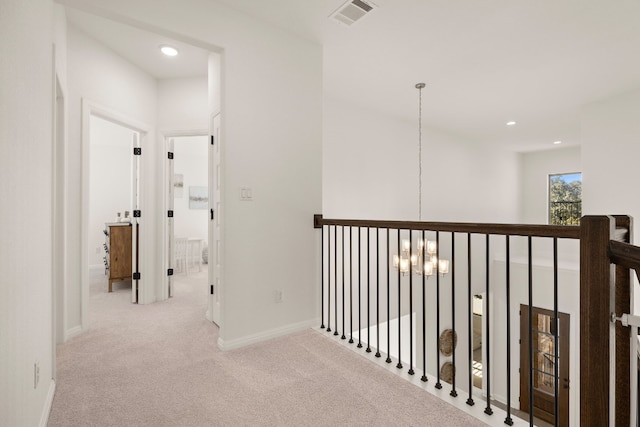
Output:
174,174,184,198
189,186,208,209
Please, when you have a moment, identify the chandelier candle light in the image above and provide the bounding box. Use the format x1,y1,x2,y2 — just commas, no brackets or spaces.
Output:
393,83,449,277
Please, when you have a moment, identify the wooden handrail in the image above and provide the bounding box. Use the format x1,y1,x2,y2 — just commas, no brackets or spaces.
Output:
610,240,640,272
314,215,580,239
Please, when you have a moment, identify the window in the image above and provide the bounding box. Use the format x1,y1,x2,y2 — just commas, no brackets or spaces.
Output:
549,172,582,225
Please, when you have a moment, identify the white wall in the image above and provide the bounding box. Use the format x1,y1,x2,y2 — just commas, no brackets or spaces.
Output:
88,115,135,267
67,24,157,325
0,0,56,425
323,97,520,223
62,0,323,347
582,87,640,314
582,88,640,244
157,77,208,131
519,146,581,225
173,135,208,242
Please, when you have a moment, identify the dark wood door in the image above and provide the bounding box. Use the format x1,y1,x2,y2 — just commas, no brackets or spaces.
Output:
520,305,570,426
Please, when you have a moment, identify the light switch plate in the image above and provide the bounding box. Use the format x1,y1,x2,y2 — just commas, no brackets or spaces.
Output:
240,187,253,201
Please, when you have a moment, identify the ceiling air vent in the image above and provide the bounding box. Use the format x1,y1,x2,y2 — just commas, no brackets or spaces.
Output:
330,0,377,27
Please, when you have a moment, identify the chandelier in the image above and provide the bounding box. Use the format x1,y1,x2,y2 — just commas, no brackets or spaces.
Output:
393,83,449,278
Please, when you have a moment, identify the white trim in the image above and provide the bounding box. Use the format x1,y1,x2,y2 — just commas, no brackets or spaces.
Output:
217,319,318,351
160,128,208,138
65,325,83,341
38,379,56,427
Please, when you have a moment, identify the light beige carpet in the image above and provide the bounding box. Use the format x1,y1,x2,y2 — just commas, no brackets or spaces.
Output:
48,270,487,426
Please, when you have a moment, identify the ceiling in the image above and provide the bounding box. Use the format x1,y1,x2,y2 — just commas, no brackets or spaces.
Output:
66,8,210,80
65,0,640,152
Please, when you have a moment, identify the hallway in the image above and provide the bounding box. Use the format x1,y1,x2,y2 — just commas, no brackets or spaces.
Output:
48,270,487,426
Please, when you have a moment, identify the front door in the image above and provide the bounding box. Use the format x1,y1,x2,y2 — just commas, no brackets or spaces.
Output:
519,305,570,426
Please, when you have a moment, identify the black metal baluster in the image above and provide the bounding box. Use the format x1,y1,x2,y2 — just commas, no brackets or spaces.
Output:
341,226,346,340
366,227,371,353
397,229,403,369
327,226,332,333
408,231,414,375
484,234,493,415
321,225,325,329
528,236,534,426
376,228,381,357
450,232,457,396
386,228,392,364
553,237,559,427
421,229,428,382
505,235,513,425
358,227,362,348
334,225,338,336
349,227,354,344
435,231,442,389
466,233,474,406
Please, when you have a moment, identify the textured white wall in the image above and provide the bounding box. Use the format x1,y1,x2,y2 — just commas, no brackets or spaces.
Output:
0,0,55,425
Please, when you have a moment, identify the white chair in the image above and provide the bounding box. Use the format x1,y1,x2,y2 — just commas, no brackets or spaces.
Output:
174,237,188,274
187,238,203,273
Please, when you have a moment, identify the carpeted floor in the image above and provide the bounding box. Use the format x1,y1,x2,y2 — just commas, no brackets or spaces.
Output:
48,270,488,426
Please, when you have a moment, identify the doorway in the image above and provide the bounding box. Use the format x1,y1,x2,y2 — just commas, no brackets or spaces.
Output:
87,115,139,302
519,305,570,426
165,135,210,308
80,104,150,330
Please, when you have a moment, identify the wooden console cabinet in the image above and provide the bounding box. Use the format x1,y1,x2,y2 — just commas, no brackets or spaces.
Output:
104,223,132,292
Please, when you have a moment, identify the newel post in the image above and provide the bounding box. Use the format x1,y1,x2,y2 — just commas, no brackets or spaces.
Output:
580,215,616,426
613,215,632,427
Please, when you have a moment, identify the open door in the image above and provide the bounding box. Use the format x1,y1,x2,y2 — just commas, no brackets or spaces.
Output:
131,132,141,304
520,305,570,426
210,114,221,326
166,138,175,298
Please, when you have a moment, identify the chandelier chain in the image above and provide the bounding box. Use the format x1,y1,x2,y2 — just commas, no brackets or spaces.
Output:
417,83,423,222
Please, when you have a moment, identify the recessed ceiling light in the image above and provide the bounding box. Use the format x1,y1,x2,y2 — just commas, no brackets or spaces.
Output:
160,45,179,57
553,140,562,145
506,121,516,126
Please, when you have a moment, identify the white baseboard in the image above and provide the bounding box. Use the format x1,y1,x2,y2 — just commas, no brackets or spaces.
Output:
39,379,56,427
65,325,83,341
217,318,319,351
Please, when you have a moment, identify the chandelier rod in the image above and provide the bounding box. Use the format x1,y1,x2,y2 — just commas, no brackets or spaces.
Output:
416,82,425,222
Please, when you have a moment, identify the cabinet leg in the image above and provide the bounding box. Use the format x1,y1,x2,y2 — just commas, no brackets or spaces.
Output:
109,279,113,293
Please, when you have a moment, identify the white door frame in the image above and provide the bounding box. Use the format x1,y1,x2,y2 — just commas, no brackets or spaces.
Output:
52,71,67,382
159,129,208,303
209,114,221,326
80,99,151,328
